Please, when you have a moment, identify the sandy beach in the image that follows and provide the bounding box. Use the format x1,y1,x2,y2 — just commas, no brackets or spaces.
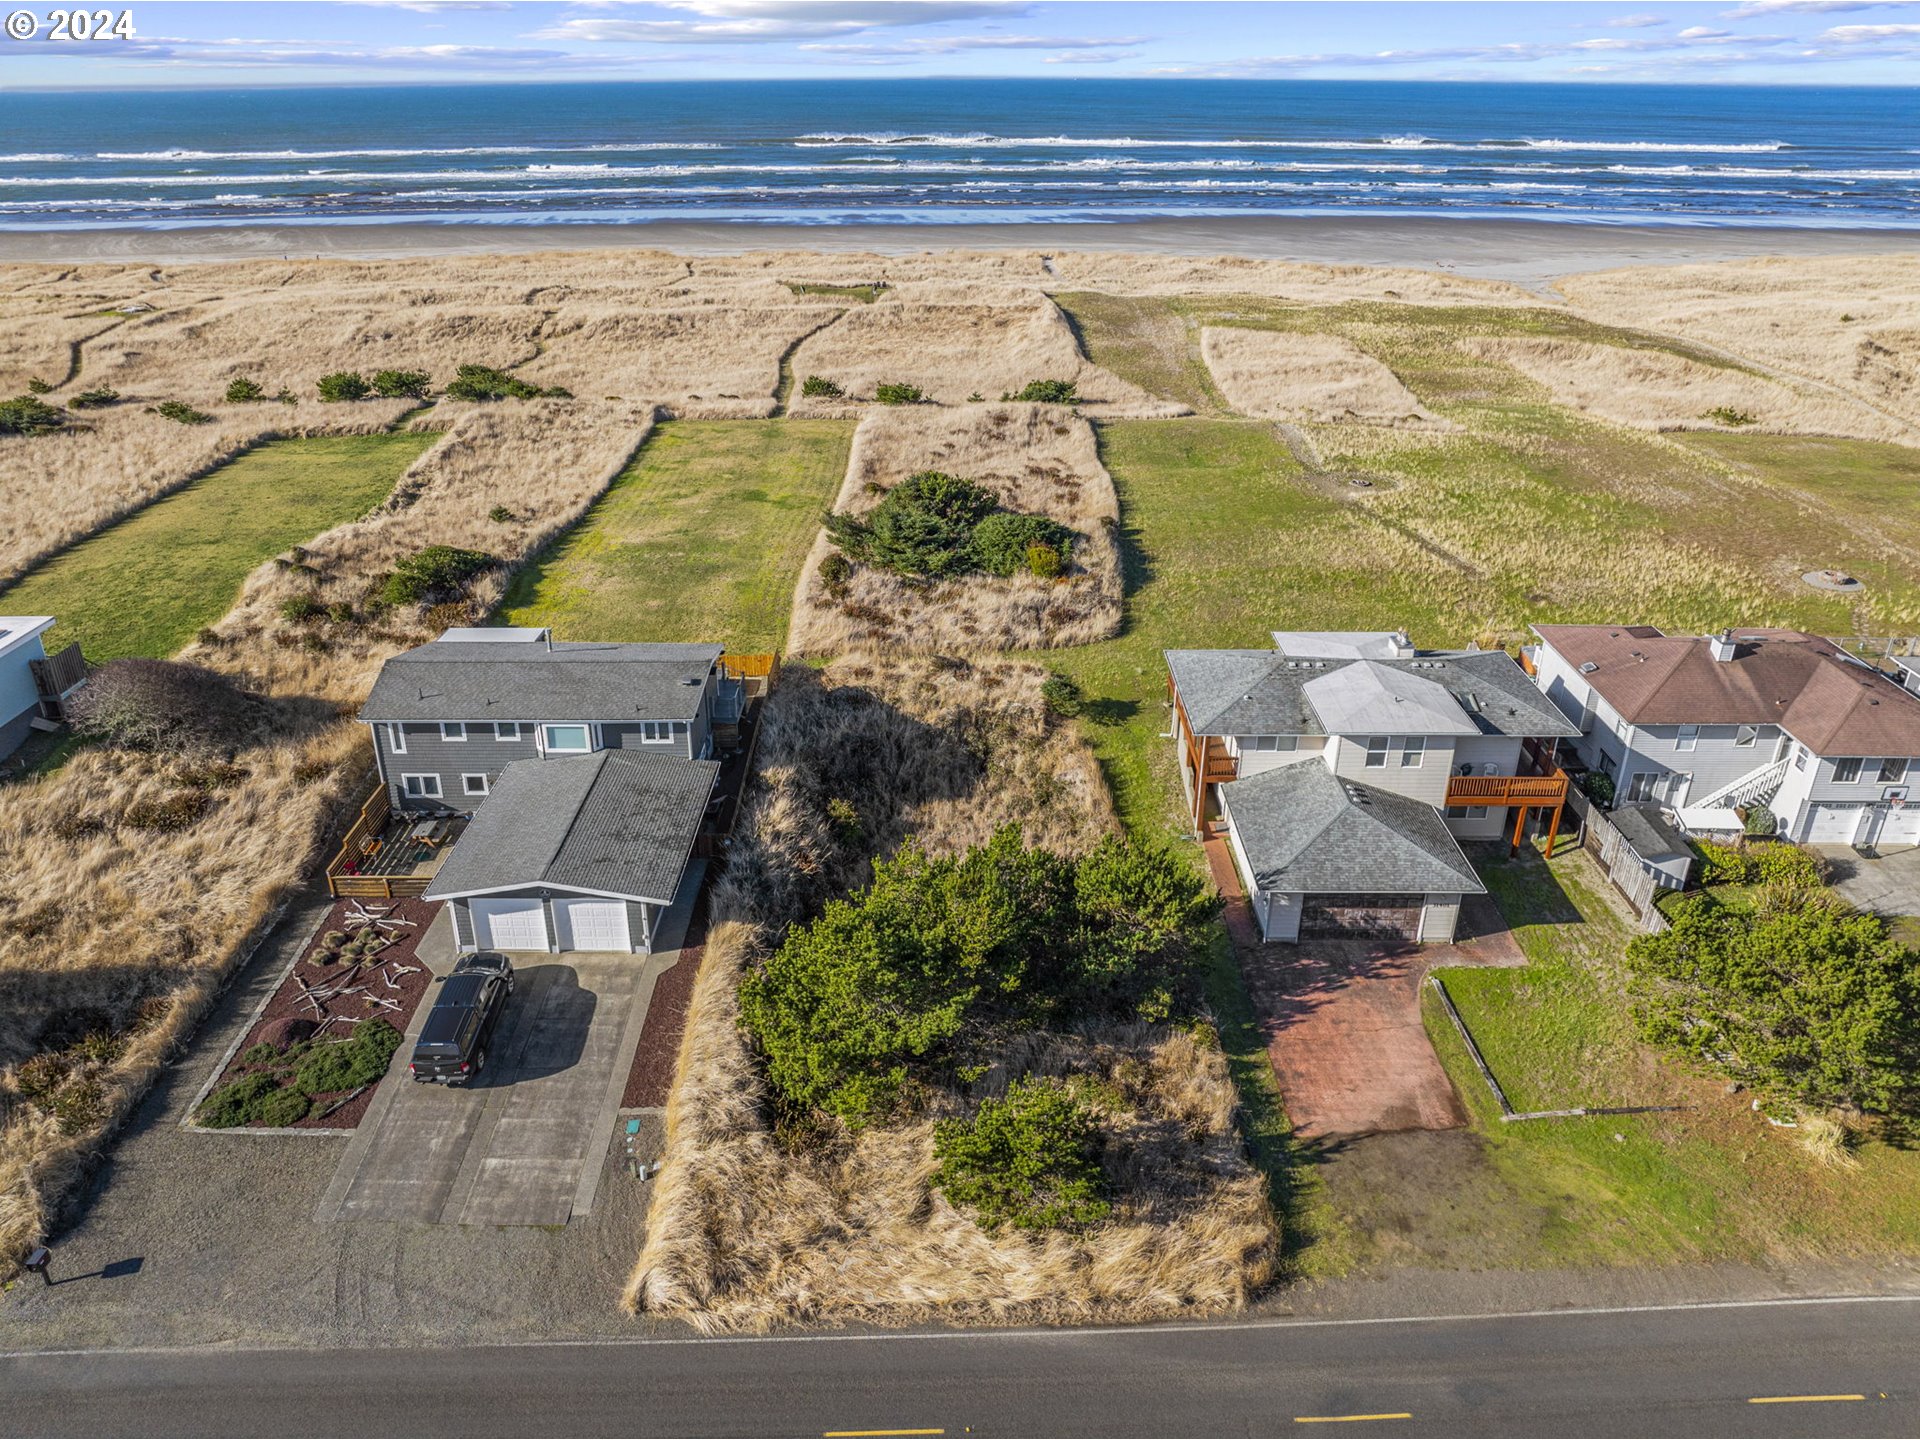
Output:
4,216,1918,285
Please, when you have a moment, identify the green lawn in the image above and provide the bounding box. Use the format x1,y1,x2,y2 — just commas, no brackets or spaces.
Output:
1418,846,1920,1266
500,419,854,651
0,431,435,662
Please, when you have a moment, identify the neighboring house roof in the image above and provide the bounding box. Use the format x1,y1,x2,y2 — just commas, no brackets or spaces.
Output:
1219,762,1486,896
1609,803,1692,865
1166,645,1577,740
359,638,723,724
1533,624,1920,757
0,616,54,663
427,751,719,905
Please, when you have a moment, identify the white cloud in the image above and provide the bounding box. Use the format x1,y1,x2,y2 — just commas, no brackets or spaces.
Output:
800,33,1144,55
1720,0,1915,16
341,2,515,12
1820,20,1920,36
1603,13,1668,25
530,0,1033,44
1677,25,1729,36
1043,49,1139,64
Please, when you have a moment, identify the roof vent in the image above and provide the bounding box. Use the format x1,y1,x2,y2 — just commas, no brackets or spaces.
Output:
1579,661,1598,674
1708,630,1738,663
680,676,701,686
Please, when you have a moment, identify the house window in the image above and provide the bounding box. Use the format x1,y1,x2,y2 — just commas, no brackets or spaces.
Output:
402,773,443,800
1675,725,1698,753
1735,725,1758,748
1793,745,1808,771
1400,736,1425,768
639,721,676,745
543,724,592,754
1881,758,1909,784
461,773,489,797
1834,757,1863,784
441,722,467,743
494,722,522,742
1242,735,1297,753
387,723,407,755
1364,735,1389,768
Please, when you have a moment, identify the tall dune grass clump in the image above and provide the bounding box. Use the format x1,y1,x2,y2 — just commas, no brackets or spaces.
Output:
625,654,1278,1332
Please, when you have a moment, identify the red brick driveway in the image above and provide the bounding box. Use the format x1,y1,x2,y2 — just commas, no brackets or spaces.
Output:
1205,833,1522,1140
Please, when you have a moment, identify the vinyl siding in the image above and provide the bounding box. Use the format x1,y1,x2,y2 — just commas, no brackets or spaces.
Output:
1227,734,1327,777
602,720,696,760
1328,733,1454,806
450,899,476,951
1263,891,1303,943
0,634,46,759
1419,894,1461,943
376,721,542,812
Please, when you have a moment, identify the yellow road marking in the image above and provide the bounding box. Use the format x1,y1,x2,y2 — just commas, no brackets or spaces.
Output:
823,1430,945,1437
1294,1415,1413,1424
1748,1395,1866,1405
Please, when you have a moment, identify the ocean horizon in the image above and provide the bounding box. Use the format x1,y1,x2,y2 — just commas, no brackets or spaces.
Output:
0,77,1915,233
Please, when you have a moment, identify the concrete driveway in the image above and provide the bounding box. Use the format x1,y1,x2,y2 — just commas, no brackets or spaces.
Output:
316,865,704,1227
1814,843,1920,917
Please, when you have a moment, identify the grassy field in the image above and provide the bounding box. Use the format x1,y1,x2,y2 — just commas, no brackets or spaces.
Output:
1413,847,1920,1267
0,431,435,663
500,419,854,651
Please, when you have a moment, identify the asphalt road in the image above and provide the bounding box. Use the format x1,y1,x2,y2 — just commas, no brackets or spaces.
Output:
3,1295,1917,1438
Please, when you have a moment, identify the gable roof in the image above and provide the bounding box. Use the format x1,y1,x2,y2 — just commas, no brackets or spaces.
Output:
426,751,718,905
1219,762,1485,896
1533,625,1920,757
359,637,723,724
1166,645,1576,741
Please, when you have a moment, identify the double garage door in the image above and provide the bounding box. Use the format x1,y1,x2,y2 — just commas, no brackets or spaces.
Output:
1300,893,1425,942
468,896,632,953
1805,804,1920,848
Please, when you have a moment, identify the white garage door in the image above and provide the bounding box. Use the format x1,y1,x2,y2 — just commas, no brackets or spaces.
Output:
1865,805,1920,848
1806,804,1865,844
470,896,550,951
553,896,630,952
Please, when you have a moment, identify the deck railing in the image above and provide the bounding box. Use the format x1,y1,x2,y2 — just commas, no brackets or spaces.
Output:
324,784,433,899
1445,769,1570,807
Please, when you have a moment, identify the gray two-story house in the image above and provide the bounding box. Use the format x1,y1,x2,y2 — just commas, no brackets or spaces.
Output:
358,627,730,814
355,627,734,955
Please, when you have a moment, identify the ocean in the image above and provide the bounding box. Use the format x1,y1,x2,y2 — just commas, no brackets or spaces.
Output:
0,78,1915,232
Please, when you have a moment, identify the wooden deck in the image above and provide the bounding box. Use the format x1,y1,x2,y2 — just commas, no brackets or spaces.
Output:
1445,770,1570,807
325,787,461,899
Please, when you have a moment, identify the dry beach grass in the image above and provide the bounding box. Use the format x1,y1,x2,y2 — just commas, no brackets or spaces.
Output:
624,654,1277,1331
787,404,1124,655
1201,326,1452,428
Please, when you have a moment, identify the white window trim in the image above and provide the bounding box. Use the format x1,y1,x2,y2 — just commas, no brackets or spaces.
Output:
1675,725,1698,753
1878,758,1908,785
1363,735,1390,769
542,722,594,755
461,773,490,797
639,720,677,745
1834,757,1864,784
388,723,407,755
494,721,522,742
441,722,467,743
1400,737,1426,768
1735,725,1758,748
401,773,443,799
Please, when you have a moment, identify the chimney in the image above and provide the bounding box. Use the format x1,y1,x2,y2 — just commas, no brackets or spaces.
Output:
1707,630,1738,663
1389,628,1415,659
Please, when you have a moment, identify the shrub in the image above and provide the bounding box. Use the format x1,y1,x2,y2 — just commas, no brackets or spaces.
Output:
818,552,853,594
1040,674,1084,719
380,545,494,607
1703,406,1757,427
874,382,925,406
1691,838,1758,886
123,790,215,831
370,368,431,400
487,504,515,523
224,376,266,403
279,594,323,623
1027,543,1062,579
824,471,997,580
327,602,355,624
174,760,248,790
51,1078,107,1135
801,375,843,398
153,400,213,425
1007,379,1079,405
442,363,567,402
1743,805,1779,838
1578,771,1615,806
1626,903,1920,1119
316,371,371,402
739,827,1217,1125
254,1087,311,1127
25,377,51,394
240,1043,280,1066
932,1078,1111,1232
14,1053,72,1105
1753,842,1825,888
0,393,67,435
970,511,1074,578
196,1073,281,1128
69,658,256,755
292,1019,403,1094
67,386,119,410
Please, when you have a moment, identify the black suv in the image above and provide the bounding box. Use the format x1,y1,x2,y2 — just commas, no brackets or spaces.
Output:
409,952,514,1086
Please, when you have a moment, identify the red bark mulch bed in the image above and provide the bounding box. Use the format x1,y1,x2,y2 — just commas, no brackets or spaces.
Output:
202,896,441,1130
620,887,710,1110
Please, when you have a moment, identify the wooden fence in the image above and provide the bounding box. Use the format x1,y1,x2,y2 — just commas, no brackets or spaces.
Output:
324,784,432,899
1563,787,1671,932
720,652,779,697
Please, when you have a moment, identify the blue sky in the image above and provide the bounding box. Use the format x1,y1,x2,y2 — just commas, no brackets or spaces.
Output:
2,0,1918,88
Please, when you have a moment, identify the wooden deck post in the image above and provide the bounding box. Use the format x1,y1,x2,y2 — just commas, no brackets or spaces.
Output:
1544,802,1562,860
1510,802,1528,856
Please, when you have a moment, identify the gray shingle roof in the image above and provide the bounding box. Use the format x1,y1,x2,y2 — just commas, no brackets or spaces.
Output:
1166,646,1578,740
426,751,718,904
1609,803,1692,864
359,639,723,724
1219,762,1485,896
